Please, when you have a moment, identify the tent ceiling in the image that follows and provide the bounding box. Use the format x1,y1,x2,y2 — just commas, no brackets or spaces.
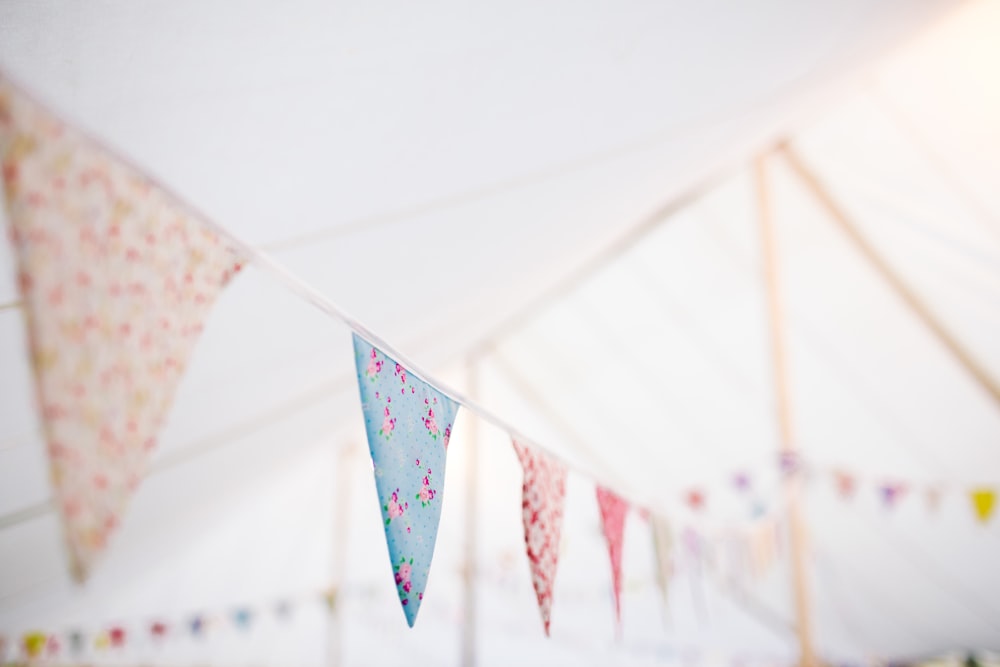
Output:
3,0,1000,663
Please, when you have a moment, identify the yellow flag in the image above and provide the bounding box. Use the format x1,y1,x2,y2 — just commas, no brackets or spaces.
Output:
23,632,46,658
970,488,997,524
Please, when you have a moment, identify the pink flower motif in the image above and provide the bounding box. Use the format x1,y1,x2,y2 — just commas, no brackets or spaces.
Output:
384,489,408,524
366,348,383,378
379,406,395,438
398,562,412,581
394,363,407,384
424,407,439,438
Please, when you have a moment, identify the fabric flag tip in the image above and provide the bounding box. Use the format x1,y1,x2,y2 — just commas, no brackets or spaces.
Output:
352,333,459,626
596,486,629,629
513,439,567,637
970,488,996,524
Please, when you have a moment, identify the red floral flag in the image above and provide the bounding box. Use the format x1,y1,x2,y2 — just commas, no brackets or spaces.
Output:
595,485,629,632
0,77,242,580
513,440,567,636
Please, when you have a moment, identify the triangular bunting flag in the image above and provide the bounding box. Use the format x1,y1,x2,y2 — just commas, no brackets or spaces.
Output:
731,472,751,493
880,482,907,508
513,440,567,636
649,515,673,608
925,486,942,514
686,488,706,511
832,470,856,500
595,486,629,632
970,488,996,524
22,632,46,659
0,78,243,580
352,334,459,627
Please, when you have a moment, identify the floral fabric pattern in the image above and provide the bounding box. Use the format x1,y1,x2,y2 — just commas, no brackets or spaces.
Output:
352,334,459,627
513,440,567,636
0,78,242,580
595,485,628,631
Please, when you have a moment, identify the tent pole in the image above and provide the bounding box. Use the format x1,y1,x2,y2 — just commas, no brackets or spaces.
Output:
755,154,817,667
461,358,480,667
779,143,1000,408
327,442,354,667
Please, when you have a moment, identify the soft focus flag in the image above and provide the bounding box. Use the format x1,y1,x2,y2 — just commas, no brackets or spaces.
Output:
93,632,110,651
68,630,85,655
352,334,459,627
513,440,567,636
0,77,243,580
274,600,294,620
880,482,907,508
925,486,942,514
649,515,673,607
108,627,125,648
686,489,706,511
232,608,253,630
970,488,996,524
22,632,46,659
149,622,168,639
595,486,629,631
833,470,856,500
732,472,751,493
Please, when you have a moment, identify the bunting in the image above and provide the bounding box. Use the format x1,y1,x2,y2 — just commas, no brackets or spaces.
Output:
352,334,459,627
595,486,629,632
0,78,243,580
513,440,567,636
832,470,856,500
879,482,907,509
649,515,673,609
970,488,996,524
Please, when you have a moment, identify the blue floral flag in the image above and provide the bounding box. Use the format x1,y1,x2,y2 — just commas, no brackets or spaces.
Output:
352,333,459,627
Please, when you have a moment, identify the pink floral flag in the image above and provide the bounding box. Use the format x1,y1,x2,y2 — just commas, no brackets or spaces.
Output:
0,77,243,580
595,485,629,632
513,440,567,636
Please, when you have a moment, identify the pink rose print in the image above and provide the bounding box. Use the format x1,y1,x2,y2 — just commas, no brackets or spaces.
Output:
379,406,395,439
443,424,452,449
395,363,407,384
424,406,439,438
416,467,437,507
366,348,383,379
394,557,414,604
383,488,408,525
513,440,567,636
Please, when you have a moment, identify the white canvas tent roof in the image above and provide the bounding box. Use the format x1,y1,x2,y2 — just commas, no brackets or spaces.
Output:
1,0,999,664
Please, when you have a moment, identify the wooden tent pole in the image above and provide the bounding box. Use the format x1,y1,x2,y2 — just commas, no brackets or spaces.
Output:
327,442,355,667
461,358,480,667
779,143,1000,408
755,154,817,667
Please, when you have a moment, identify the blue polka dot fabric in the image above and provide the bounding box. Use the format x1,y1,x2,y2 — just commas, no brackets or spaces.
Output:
352,333,460,627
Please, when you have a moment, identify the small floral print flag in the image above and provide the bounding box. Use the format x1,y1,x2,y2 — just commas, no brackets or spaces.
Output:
0,77,243,580
595,486,629,633
352,334,459,627
970,488,996,524
513,440,567,636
